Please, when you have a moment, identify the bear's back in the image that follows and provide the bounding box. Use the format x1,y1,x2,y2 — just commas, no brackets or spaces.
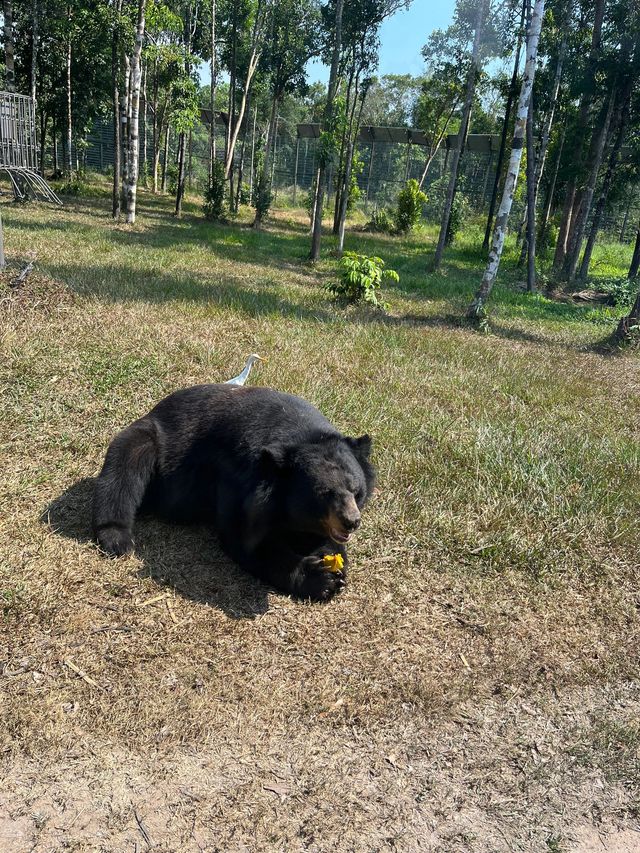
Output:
149,384,340,460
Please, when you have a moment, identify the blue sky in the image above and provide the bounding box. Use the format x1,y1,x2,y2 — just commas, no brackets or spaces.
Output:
200,1,457,86
306,0,457,84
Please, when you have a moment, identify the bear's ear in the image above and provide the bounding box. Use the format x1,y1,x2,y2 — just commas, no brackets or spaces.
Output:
347,434,372,460
260,443,288,475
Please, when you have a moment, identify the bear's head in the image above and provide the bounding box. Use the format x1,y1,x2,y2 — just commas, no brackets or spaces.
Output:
261,434,375,543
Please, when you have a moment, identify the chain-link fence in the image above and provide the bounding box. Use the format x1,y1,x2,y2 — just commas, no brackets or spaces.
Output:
45,111,640,243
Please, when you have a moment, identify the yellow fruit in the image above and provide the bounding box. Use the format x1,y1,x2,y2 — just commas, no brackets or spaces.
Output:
323,553,344,573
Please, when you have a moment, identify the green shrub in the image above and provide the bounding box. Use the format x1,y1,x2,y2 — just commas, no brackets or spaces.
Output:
57,172,89,196
167,163,179,196
239,182,251,206
593,275,635,308
347,148,364,212
364,207,395,234
327,251,399,308
252,167,273,220
395,179,427,234
424,175,470,245
203,160,226,221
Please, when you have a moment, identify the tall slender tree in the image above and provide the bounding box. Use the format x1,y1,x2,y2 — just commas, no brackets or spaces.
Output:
482,0,526,250
432,0,489,271
468,0,545,320
124,0,146,224
309,0,344,261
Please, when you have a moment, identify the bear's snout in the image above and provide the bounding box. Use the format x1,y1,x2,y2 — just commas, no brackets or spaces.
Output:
339,494,361,531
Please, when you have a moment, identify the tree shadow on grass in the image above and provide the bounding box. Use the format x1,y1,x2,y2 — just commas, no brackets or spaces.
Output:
41,478,270,620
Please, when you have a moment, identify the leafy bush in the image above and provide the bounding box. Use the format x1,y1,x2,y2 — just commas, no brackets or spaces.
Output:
347,148,364,212
364,207,395,234
239,182,251,206
445,189,470,246
424,175,470,245
593,276,635,308
57,172,89,196
167,163,179,196
203,160,226,221
395,179,427,234
327,252,399,308
252,167,273,220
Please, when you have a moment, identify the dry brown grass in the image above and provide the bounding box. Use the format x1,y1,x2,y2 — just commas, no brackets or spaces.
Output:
1,189,639,851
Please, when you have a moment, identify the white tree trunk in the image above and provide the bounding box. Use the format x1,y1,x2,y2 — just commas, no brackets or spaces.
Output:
224,47,260,179
209,0,216,180
66,20,73,176
125,0,146,224
3,0,15,92
309,0,344,260
468,0,545,319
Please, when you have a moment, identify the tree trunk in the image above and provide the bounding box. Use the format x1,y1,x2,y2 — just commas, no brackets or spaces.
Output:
142,59,148,186
468,0,545,319
537,122,564,249
253,94,279,228
532,28,566,211
562,86,616,281
52,113,58,174
120,53,130,211
175,132,186,215
39,111,47,176
309,0,345,261
552,0,604,271
613,285,640,343
112,0,122,217
433,0,488,270
482,0,526,250
124,0,145,224
30,0,38,106
525,96,536,290
337,139,354,254
552,181,574,271
578,84,634,280
628,223,640,279
3,0,15,92
209,0,216,181
224,49,260,179
152,65,161,193
161,124,170,192
66,13,73,176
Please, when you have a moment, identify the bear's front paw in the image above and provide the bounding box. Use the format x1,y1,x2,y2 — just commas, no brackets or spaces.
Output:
96,525,134,558
295,556,346,602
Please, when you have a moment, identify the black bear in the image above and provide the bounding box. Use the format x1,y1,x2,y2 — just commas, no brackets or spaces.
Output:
92,384,375,601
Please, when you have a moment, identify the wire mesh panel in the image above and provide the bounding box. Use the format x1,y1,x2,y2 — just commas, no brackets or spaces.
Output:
0,92,37,169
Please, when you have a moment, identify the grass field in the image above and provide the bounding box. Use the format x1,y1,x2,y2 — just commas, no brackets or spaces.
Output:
1,183,640,852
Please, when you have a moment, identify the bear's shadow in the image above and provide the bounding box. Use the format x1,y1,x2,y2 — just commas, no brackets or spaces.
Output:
41,478,270,619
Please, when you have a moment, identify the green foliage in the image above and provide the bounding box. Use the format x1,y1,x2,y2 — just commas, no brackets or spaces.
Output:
425,175,470,245
239,183,251,206
592,276,636,309
252,168,273,220
57,172,90,197
203,160,226,221
167,163,179,196
364,206,395,234
395,179,427,234
347,148,364,212
327,251,399,307
252,150,273,219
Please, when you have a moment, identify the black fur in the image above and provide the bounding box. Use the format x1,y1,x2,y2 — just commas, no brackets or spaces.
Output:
92,384,375,601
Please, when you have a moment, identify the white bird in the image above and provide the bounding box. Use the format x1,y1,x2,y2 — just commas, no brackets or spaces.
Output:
225,353,264,386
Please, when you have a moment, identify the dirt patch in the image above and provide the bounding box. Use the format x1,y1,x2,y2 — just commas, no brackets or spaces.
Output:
2,684,640,852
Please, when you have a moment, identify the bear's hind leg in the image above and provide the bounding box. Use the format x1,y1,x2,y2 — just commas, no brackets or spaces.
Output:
92,419,158,557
